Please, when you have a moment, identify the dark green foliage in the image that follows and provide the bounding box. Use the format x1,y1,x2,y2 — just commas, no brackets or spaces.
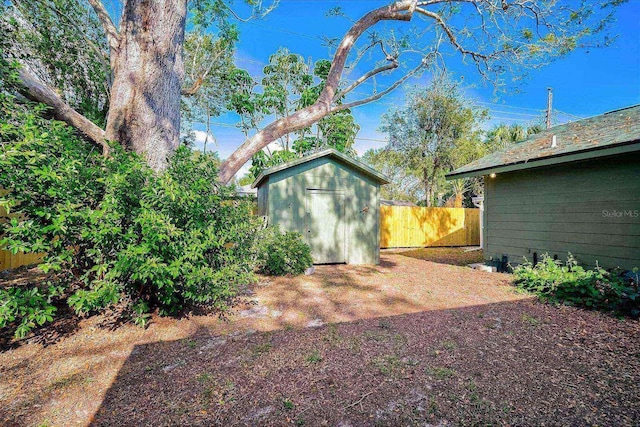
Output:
0,65,261,337
0,285,60,338
513,254,639,317
254,226,312,276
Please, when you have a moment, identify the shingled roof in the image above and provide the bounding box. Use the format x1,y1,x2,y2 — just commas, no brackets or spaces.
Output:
447,104,640,179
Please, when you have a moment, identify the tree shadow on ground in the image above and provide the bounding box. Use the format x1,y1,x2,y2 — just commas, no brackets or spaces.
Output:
0,295,83,351
4,255,638,426
87,299,640,427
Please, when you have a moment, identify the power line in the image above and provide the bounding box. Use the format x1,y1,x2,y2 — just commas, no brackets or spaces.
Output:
490,109,544,118
474,101,545,113
554,109,584,120
491,116,542,123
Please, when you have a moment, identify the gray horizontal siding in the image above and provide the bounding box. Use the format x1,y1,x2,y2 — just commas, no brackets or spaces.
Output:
484,152,640,270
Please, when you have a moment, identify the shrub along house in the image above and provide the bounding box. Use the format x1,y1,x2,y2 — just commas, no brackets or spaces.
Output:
447,105,640,271
252,149,389,265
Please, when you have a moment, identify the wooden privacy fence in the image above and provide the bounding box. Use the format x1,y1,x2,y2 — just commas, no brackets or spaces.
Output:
0,197,44,271
380,206,480,248
0,250,42,271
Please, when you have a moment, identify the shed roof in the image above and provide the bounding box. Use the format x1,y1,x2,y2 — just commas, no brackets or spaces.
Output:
251,148,390,188
447,104,640,179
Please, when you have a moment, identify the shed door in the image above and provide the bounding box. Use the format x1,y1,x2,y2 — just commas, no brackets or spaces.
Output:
306,191,346,264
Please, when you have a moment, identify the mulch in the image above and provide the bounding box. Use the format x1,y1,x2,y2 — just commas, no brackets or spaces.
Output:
90,300,640,426
1,249,638,426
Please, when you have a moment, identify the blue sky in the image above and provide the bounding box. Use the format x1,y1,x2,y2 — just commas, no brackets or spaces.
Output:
191,0,640,177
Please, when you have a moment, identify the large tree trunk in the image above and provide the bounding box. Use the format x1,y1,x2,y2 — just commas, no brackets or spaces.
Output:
423,169,432,208
105,0,187,171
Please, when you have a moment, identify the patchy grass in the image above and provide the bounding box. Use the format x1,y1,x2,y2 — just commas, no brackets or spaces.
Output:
441,339,457,350
521,313,540,326
305,349,322,364
251,342,273,358
428,366,457,379
371,355,404,377
323,323,341,346
282,398,295,411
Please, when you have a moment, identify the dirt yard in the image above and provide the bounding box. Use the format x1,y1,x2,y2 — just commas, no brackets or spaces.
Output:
1,249,639,426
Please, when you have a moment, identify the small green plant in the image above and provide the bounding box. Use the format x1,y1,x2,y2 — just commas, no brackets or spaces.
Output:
521,313,539,326
428,366,457,379
441,339,457,350
186,340,197,349
282,398,295,410
323,323,341,346
306,349,323,364
427,397,439,415
254,225,313,276
251,342,273,357
378,318,392,329
197,373,212,383
513,254,639,317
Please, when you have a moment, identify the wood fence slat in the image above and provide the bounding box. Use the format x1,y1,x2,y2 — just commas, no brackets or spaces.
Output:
1,195,45,271
380,206,480,248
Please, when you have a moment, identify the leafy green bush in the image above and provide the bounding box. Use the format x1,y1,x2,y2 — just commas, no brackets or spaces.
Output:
513,254,639,317
1,61,261,337
254,226,313,276
0,285,61,338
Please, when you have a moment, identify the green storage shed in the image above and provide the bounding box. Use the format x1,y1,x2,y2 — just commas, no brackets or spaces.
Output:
447,105,640,271
252,149,389,265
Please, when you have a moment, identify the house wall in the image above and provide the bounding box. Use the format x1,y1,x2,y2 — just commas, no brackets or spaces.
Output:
262,156,381,264
484,151,640,270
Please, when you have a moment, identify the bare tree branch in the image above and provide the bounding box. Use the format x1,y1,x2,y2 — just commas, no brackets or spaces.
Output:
334,61,399,101
332,59,427,112
345,40,383,73
181,48,225,96
14,0,113,86
86,0,119,52
17,67,109,154
415,6,490,61
223,0,280,23
316,0,417,108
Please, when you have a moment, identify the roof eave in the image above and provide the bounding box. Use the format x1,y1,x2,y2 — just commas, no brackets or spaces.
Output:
446,140,640,180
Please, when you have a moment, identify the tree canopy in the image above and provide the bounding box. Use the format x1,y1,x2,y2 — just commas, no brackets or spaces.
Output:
230,51,361,181
379,75,487,206
2,0,627,181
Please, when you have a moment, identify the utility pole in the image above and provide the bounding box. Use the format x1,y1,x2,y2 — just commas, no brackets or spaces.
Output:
546,87,553,129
